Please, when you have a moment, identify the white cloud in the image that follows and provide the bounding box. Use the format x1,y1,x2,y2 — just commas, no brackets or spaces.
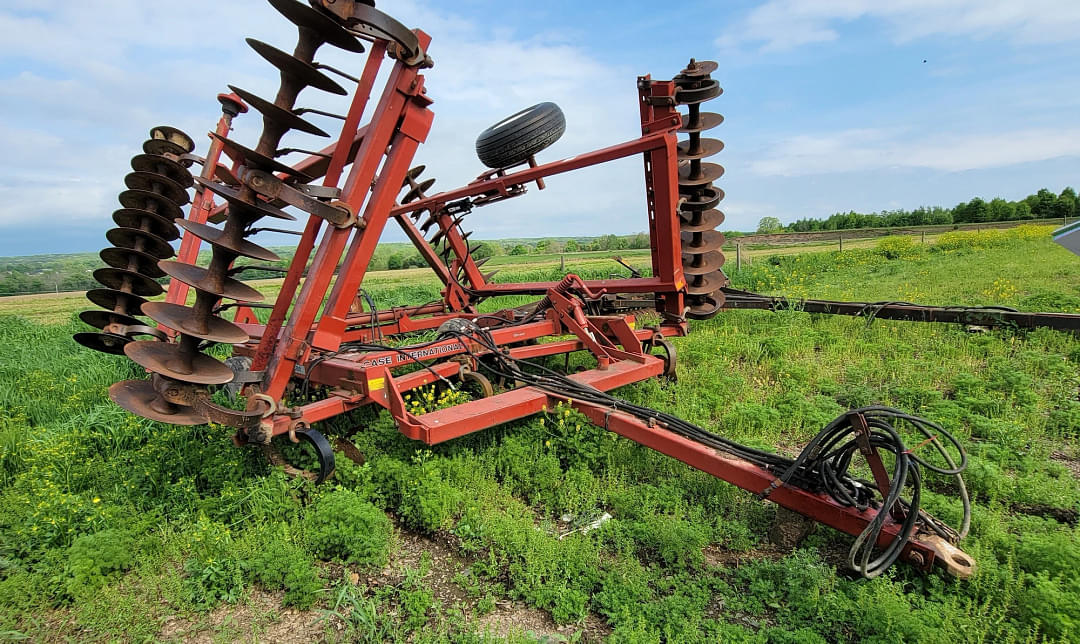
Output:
719,0,1080,53
0,1,651,245
749,127,1080,176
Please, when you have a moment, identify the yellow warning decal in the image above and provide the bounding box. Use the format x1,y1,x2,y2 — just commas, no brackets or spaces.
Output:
367,377,385,392
628,320,636,330
675,279,685,290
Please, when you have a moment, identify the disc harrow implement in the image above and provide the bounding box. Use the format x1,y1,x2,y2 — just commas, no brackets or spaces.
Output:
74,0,1080,582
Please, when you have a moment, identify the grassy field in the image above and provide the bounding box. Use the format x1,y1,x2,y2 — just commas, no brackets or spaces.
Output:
1,226,1078,642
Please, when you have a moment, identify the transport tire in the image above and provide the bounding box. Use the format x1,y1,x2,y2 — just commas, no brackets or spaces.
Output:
475,102,565,169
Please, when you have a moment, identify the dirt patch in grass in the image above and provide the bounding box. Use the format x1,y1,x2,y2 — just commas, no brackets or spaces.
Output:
158,590,329,643
1051,450,1080,480
473,604,611,642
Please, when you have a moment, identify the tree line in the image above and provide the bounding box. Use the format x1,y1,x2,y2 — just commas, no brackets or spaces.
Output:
0,233,654,295
774,187,1077,233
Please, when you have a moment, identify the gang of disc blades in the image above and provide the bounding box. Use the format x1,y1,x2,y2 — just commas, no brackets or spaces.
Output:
109,379,208,425
195,177,296,221
246,38,347,95
681,250,726,275
118,189,185,220
86,288,148,317
106,227,176,259
93,267,164,297
130,153,194,188
158,261,266,302
175,219,281,262
124,341,236,385
80,309,142,331
142,302,250,344
112,208,180,241
678,208,724,232
228,85,330,138
100,246,166,278
209,132,313,181
677,138,725,161
267,0,366,52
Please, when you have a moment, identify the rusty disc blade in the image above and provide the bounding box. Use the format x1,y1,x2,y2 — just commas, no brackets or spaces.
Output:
679,208,725,232
403,165,426,185
118,189,185,220
112,208,180,241
143,138,188,158
678,60,719,78
681,250,726,275
675,80,723,105
685,271,727,296
195,177,296,222
93,267,164,297
246,38,347,95
141,302,249,344
73,331,131,355
80,309,142,331
100,246,166,278
175,220,281,262
687,291,726,320
124,171,191,206
149,126,195,154
402,178,436,204
677,137,725,162
679,185,724,209
109,379,208,425
228,86,330,138
125,341,235,385
130,153,194,188
213,164,242,186
678,162,725,187
106,227,175,259
158,261,265,303
679,112,724,134
209,133,313,181
680,230,726,252
86,288,147,317
267,0,366,52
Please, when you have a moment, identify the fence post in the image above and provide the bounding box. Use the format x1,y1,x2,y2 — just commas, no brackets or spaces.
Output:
736,243,741,271
921,231,925,244
839,235,843,253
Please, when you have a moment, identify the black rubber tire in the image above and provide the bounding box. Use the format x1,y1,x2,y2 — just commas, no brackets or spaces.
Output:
475,102,565,169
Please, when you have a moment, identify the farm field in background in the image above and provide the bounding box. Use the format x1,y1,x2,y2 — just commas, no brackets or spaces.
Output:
1,226,1078,642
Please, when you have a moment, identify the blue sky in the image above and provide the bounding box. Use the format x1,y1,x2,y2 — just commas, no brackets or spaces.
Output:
1,0,1079,256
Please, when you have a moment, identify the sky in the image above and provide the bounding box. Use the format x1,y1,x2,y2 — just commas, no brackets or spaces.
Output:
1,0,1079,256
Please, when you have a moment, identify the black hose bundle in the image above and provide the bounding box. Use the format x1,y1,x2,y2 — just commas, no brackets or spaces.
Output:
771,408,969,577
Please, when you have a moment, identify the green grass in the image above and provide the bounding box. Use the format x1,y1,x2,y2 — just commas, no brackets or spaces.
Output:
0,226,1078,641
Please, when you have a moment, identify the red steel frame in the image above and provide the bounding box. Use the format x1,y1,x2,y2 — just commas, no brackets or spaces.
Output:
165,25,970,577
